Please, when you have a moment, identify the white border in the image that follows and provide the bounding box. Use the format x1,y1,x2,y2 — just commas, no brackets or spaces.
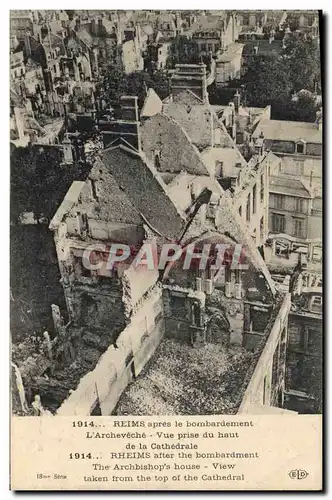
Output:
1,2,329,498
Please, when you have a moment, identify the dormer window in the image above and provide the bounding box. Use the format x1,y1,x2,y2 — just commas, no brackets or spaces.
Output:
295,140,306,154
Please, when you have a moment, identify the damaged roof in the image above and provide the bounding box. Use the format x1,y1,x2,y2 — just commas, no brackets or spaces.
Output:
101,143,186,239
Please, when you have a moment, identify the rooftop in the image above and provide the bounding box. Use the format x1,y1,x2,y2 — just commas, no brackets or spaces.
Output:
270,176,315,198
216,43,244,62
114,338,254,415
253,118,322,144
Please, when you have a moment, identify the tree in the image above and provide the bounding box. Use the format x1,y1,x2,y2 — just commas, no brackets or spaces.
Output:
100,69,170,109
284,92,319,122
167,35,200,68
241,53,293,109
10,146,90,225
281,33,321,93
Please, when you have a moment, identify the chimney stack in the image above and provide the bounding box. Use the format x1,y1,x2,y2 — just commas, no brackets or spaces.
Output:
100,96,141,151
23,31,31,58
62,134,73,164
234,90,240,114
171,63,208,103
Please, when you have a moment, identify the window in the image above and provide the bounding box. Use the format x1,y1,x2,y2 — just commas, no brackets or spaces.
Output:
246,193,251,222
299,326,309,349
216,159,223,178
274,194,285,209
260,216,264,235
293,218,305,238
294,198,305,213
208,43,213,52
260,174,264,201
296,141,305,154
252,184,257,214
271,213,285,233
311,296,322,313
239,206,242,217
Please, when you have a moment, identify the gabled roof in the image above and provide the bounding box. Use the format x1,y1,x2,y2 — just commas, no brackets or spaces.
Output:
163,100,234,150
49,181,86,230
76,30,94,48
141,88,163,118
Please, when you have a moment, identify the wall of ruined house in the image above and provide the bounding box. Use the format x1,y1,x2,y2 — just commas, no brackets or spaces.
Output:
141,113,211,175
123,266,159,316
162,285,205,344
57,286,164,416
234,161,269,246
286,312,322,395
238,292,291,413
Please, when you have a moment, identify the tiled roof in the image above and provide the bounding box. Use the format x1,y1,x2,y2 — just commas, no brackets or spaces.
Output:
76,159,143,225
101,144,185,239
253,119,322,144
163,101,234,149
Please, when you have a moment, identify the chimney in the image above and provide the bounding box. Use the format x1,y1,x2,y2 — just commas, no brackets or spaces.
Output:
234,90,240,114
100,96,141,151
62,134,73,164
91,19,97,36
171,63,208,103
255,131,265,156
98,18,103,35
14,107,25,141
23,31,31,58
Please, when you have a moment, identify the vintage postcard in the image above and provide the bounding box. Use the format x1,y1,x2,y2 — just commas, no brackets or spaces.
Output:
10,8,323,491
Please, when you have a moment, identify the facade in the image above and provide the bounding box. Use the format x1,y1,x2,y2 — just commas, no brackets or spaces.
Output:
285,270,322,413
215,43,244,86
189,13,239,58
252,114,322,268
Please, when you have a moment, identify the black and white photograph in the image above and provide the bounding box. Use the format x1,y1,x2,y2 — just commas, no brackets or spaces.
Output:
10,9,322,418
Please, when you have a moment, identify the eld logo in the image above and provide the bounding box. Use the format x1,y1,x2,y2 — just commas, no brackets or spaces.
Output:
289,469,309,480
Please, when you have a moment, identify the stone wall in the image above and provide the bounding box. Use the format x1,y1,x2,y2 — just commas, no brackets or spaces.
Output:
57,286,165,416
238,292,291,413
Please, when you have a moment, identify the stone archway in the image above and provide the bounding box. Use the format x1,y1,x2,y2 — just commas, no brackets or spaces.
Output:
206,312,230,346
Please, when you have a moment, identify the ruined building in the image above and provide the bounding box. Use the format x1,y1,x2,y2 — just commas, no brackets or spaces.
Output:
12,65,298,416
